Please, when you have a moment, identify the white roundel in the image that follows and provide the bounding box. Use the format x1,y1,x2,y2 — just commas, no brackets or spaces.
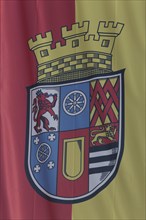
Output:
37,143,51,163
63,90,87,116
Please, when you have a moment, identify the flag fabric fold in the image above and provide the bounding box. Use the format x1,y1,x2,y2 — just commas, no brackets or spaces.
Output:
0,1,145,220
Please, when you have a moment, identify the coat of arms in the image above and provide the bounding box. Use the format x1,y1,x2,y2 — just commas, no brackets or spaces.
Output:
25,21,125,203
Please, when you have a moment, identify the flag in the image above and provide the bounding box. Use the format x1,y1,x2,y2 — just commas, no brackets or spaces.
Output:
0,1,145,220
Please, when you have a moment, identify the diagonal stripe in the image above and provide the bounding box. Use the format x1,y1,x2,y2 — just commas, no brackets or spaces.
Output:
90,105,96,121
111,103,119,119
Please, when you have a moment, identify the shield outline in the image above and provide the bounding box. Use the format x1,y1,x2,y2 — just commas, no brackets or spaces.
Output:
25,69,125,204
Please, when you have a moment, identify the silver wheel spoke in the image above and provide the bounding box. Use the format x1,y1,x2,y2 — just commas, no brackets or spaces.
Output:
69,105,74,111
68,97,74,102
74,105,76,112
76,95,81,101
66,102,73,106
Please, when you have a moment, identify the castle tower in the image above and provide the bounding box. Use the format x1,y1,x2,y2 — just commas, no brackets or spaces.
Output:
28,21,124,83
97,21,124,54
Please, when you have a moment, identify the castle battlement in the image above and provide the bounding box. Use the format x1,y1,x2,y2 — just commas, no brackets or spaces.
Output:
28,21,124,83
98,21,124,36
62,21,89,39
28,32,53,50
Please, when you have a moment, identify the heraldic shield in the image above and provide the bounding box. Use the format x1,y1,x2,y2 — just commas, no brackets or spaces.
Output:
25,70,124,203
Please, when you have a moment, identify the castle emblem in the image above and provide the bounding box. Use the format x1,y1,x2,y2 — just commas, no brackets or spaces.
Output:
25,21,125,203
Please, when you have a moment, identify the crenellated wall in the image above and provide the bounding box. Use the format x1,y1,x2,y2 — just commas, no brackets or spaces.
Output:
28,21,124,82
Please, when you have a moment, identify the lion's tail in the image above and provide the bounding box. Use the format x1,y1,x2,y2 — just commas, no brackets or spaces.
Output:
32,98,38,122
91,128,104,137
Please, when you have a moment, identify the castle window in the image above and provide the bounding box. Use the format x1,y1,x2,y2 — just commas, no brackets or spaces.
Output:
40,49,49,57
72,39,79,48
102,40,110,47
